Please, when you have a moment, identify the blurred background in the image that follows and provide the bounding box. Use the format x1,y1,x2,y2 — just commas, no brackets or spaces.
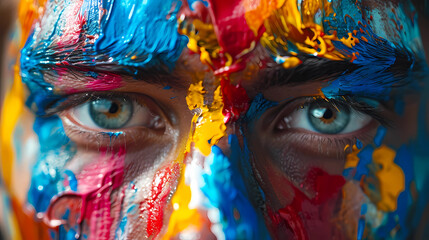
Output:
0,0,17,104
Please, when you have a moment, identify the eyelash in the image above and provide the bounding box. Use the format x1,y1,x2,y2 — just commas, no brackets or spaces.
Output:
298,96,392,128
45,92,142,117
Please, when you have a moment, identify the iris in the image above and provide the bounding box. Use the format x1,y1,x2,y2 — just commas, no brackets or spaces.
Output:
307,101,350,134
89,98,133,129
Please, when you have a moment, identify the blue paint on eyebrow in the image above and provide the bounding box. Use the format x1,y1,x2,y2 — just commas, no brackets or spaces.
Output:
320,6,426,99
20,0,188,110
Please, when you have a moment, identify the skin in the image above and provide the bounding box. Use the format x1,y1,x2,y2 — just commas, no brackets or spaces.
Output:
1,0,429,239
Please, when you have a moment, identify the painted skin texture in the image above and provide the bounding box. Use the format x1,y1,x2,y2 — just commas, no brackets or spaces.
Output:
1,0,429,239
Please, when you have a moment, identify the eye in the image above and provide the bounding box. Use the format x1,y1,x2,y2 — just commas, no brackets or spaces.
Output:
276,99,372,134
70,96,165,131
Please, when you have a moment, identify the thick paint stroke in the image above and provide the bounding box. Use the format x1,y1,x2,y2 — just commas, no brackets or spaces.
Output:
201,136,271,240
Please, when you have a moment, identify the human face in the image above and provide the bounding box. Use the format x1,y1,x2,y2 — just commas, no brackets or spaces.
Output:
1,0,429,239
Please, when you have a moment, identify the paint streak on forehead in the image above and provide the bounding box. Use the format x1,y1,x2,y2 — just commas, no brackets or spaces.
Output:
21,0,187,71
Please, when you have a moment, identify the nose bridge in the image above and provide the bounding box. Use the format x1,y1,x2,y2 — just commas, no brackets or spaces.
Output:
170,135,271,240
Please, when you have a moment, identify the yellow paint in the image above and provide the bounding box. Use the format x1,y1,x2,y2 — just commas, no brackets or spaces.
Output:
340,32,360,48
281,56,301,68
179,18,219,61
185,81,226,156
258,0,354,65
186,81,206,111
243,0,286,36
362,145,405,212
1,66,24,193
179,16,227,156
163,166,203,239
18,0,47,48
344,145,360,169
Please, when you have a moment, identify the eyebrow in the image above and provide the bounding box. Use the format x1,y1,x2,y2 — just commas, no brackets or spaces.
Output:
257,57,359,88
41,63,188,91
256,47,423,96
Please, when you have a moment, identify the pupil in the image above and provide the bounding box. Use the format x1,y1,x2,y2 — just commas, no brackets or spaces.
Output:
109,102,119,114
323,108,333,119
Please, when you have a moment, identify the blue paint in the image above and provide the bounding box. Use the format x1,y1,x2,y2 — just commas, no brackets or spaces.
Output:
356,139,363,149
373,126,387,147
394,98,405,115
28,116,76,213
95,0,187,70
201,136,270,240
353,145,374,181
163,85,172,90
186,0,209,10
321,10,422,99
357,217,365,240
64,170,78,192
115,182,138,239
20,0,188,117
244,93,277,126
58,224,79,240
360,203,367,215
101,131,123,143
357,205,367,240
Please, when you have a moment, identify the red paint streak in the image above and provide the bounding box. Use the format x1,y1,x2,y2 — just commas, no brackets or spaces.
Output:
142,163,181,238
278,206,308,240
207,0,263,58
220,77,249,122
267,168,345,239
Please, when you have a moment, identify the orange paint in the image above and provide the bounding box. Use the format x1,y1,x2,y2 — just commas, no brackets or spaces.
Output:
362,145,405,212
163,166,205,239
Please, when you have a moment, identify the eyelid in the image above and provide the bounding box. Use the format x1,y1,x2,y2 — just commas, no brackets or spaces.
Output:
47,92,157,116
268,96,392,133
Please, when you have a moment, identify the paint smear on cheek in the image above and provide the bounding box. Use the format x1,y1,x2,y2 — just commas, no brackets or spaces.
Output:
139,162,181,238
266,167,345,240
45,147,126,240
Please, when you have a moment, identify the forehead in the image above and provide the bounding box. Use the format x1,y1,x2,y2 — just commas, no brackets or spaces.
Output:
20,0,426,99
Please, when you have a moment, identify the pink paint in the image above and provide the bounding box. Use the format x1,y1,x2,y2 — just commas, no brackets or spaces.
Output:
52,67,80,94
85,72,124,91
45,147,126,240
57,0,85,48
51,68,123,94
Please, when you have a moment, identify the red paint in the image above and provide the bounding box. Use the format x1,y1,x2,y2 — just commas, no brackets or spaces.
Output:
142,163,181,238
220,77,249,122
207,0,259,58
267,168,345,239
